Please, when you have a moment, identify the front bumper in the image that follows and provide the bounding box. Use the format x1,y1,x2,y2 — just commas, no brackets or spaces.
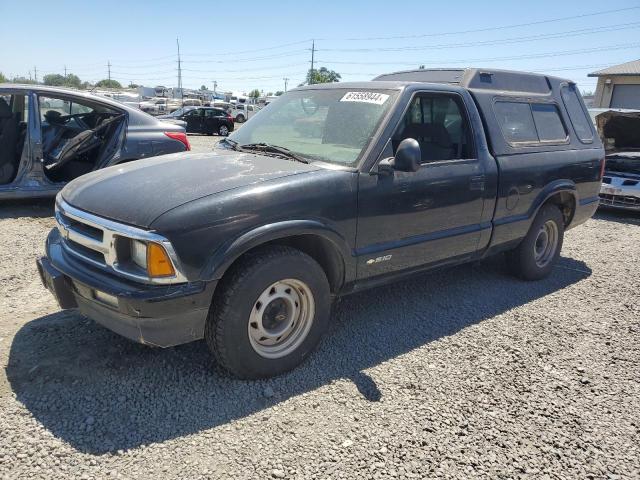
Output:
599,177,640,211
38,228,216,347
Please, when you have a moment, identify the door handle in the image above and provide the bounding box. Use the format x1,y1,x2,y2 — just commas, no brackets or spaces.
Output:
470,175,485,191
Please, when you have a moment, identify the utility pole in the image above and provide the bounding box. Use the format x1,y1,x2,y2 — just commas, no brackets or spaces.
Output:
64,65,67,77
177,37,183,105
107,61,111,82
283,77,289,92
33,66,38,84
309,40,315,85
213,80,217,96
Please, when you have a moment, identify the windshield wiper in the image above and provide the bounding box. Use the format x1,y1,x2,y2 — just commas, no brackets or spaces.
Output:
239,143,310,164
220,137,240,150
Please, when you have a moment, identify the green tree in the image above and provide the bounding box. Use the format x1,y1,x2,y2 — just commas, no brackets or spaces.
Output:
200,85,208,91
43,73,65,86
248,89,261,99
43,73,82,88
303,67,341,86
64,74,81,88
266,92,273,96
95,79,122,89
128,82,139,88
0,72,7,83
274,91,284,96
11,76,36,84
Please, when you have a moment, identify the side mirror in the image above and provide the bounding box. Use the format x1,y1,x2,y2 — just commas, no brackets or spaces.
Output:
378,138,421,175
394,138,421,172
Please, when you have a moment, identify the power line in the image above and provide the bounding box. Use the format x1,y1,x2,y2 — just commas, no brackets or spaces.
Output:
319,21,640,52
183,50,308,64
320,42,640,65
181,39,313,57
333,6,640,41
182,62,309,73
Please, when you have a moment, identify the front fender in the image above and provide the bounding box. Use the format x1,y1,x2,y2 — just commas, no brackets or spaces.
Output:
201,219,353,282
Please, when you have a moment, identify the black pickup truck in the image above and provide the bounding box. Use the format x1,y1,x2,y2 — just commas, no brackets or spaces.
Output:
38,68,604,378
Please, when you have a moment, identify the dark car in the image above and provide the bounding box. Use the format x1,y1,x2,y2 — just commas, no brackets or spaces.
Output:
38,69,604,379
0,84,190,199
161,107,234,136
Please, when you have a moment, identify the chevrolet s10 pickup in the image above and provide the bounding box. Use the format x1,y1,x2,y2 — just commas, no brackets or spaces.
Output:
38,68,605,378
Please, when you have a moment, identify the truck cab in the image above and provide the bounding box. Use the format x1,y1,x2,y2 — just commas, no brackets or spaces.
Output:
38,68,604,379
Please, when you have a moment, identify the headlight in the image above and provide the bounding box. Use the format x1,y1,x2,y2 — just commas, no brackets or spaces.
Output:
130,239,175,278
131,239,147,269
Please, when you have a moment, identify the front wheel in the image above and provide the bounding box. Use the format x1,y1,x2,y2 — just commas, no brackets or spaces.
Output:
217,124,229,136
507,204,564,280
235,114,245,123
205,246,331,379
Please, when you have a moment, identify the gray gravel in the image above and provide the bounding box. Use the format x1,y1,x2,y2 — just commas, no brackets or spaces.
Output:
0,142,638,478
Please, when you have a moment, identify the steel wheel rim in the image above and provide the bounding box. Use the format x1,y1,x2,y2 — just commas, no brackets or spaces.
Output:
219,125,229,136
248,279,315,359
534,220,559,268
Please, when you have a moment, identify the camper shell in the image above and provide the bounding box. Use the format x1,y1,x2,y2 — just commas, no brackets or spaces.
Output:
374,68,598,157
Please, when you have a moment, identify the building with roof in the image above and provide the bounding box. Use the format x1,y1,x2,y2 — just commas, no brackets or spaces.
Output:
588,60,640,109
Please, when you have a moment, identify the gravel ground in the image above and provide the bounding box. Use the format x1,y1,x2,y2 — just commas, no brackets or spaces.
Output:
0,141,638,479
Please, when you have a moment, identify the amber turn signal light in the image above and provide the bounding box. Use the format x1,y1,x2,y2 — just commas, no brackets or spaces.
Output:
147,242,175,277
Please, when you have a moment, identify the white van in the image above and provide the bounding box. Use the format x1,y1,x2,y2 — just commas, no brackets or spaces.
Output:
232,103,258,123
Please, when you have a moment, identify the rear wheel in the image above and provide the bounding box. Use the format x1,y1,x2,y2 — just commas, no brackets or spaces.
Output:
507,204,564,280
205,245,331,379
218,124,229,136
235,114,245,123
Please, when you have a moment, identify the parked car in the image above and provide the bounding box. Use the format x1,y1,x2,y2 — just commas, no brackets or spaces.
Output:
212,101,233,114
593,109,640,210
155,106,196,128
138,97,171,114
164,107,234,136
0,84,190,198
38,69,603,378
181,98,203,108
232,103,258,123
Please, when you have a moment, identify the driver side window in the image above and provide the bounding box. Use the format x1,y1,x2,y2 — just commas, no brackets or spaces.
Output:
392,94,474,163
39,96,96,126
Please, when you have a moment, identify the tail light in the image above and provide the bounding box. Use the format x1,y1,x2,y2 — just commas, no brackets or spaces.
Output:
227,114,233,121
599,157,606,179
164,131,191,151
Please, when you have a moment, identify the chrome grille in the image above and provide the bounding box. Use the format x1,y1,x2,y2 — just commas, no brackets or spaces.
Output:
599,193,640,208
55,199,188,284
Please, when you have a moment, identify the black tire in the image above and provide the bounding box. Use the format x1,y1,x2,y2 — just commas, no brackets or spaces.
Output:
235,114,245,123
205,245,331,379
217,124,230,136
507,203,564,281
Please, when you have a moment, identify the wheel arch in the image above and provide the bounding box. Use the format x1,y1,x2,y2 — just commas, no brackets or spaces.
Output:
203,220,352,294
532,180,578,227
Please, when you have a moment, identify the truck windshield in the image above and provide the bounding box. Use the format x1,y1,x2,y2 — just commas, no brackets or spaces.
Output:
227,88,398,166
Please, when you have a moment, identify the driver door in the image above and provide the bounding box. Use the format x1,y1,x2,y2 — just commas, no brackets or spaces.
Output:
356,92,487,280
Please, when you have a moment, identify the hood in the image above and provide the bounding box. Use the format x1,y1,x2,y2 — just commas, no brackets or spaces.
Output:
61,150,321,228
596,110,640,153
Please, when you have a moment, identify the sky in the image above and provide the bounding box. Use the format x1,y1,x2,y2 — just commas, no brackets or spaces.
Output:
1,0,639,95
